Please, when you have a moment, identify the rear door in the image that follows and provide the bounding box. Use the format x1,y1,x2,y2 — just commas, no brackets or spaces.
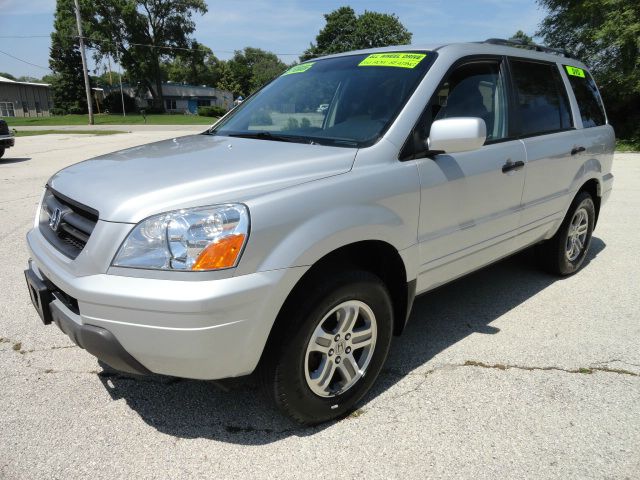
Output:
509,58,583,247
561,65,615,194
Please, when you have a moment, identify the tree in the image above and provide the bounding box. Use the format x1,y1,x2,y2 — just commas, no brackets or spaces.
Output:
216,61,242,97
510,30,534,45
103,91,136,113
0,72,16,80
163,41,221,86
224,48,288,97
536,0,640,142
17,76,43,83
301,7,412,61
49,0,91,114
90,0,207,111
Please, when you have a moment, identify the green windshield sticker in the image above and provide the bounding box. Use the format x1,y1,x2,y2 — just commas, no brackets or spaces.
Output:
359,53,427,69
282,62,315,75
565,65,586,78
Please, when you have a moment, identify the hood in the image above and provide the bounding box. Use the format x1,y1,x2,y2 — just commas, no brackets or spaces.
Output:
48,134,357,223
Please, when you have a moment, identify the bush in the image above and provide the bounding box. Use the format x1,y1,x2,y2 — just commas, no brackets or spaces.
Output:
250,109,273,125
103,91,137,114
300,117,311,128
286,117,299,130
198,105,227,117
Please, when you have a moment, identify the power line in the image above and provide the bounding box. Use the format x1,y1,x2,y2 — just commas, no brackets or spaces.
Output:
0,49,49,70
0,34,304,56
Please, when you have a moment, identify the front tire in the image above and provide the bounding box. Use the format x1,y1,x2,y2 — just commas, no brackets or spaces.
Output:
261,270,393,425
538,191,595,275
0,147,5,159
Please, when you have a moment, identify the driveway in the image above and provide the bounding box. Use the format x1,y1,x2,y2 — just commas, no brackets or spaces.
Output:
1,133,638,479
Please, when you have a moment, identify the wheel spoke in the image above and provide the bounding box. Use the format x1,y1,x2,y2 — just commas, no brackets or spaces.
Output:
338,305,359,333
577,223,588,235
351,328,373,349
311,357,337,391
338,354,361,384
309,324,334,353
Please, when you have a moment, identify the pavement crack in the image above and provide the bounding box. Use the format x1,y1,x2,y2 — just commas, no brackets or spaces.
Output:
462,360,638,377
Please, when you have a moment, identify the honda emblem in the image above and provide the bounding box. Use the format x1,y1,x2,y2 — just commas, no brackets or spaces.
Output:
49,208,62,232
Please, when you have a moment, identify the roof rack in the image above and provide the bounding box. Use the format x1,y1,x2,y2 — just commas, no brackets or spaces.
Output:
480,38,573,58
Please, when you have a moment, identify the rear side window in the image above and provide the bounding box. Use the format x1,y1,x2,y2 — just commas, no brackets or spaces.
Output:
510,59,573,136
563,66,606,127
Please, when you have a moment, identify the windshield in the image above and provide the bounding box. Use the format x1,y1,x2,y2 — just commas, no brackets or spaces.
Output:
211,52,435,148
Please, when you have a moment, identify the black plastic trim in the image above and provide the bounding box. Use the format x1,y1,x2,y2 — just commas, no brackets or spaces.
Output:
47,185,99,222
49,302,151,375
395,279,417,335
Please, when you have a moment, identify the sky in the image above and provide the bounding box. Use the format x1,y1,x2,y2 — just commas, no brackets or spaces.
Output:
0,0,547,79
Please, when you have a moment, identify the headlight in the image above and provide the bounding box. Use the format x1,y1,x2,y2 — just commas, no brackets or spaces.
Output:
112,204,249,271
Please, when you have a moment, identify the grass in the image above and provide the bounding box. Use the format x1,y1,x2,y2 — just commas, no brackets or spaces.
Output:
4,113,215,127
15,129,127,137
616,139,640,152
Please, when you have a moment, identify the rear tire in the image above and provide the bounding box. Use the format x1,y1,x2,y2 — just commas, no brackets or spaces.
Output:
261,270,393,425
538,191,595,276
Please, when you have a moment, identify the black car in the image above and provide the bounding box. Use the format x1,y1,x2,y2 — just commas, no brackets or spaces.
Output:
0,119,15,158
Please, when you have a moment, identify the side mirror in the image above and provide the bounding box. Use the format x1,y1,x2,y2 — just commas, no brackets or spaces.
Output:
427,117,487,154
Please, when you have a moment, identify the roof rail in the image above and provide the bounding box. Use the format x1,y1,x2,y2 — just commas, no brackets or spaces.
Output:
480,38,573,58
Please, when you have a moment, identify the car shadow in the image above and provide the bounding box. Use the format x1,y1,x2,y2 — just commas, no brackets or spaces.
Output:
98,237,606,444
0,157,31,164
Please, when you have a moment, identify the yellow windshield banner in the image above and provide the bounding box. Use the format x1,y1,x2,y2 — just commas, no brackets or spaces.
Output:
565,65,586,78
282,63,315,75
359,53,427,69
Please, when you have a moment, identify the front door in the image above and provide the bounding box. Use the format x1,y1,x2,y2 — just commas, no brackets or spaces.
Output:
411,58,526,292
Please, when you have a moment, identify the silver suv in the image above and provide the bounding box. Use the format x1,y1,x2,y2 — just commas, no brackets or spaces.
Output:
25,40,614,424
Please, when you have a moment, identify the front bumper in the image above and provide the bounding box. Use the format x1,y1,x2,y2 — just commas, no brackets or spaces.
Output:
26,227,307,380
0,135,15,148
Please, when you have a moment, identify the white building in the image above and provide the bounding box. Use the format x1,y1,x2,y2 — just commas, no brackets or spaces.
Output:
110,82,234,113
0,76,52,118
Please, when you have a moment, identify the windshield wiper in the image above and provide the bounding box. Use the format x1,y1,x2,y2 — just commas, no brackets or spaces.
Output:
227,131,296,143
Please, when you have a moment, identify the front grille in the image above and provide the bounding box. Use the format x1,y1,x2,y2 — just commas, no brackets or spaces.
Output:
39,187,98,259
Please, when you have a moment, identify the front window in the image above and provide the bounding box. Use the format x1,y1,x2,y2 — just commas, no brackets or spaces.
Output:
0,102,16,117
212,52,435,147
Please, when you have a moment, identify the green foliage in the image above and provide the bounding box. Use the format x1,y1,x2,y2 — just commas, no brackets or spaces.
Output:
103,91,137,114
301,6,412,61
7,113,213,126
616,139,640,152
536,0,640,141
250,109,273,126
197,105,226,117
216,61,243,97
223,47,288,97
286,117,300,130
510,30,535,45
0,72,16,80
89,0,208,111
49,0,91,114
163,41,221,86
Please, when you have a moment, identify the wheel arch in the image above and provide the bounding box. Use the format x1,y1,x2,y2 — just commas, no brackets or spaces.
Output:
258,240,415,368
577,177,601,226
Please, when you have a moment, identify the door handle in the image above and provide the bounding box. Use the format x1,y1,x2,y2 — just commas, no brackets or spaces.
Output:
502,160,525,173
571,146,586,155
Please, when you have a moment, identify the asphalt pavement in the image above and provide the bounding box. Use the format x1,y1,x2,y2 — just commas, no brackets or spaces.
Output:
1,132,638,479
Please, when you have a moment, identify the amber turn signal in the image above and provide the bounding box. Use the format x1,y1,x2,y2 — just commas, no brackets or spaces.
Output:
191,234,246,271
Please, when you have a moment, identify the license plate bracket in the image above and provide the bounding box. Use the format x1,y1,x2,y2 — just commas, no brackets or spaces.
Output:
24,268,53,325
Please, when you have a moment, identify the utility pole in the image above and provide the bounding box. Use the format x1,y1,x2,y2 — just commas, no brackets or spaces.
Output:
74,0,94,125
115,46,126,117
